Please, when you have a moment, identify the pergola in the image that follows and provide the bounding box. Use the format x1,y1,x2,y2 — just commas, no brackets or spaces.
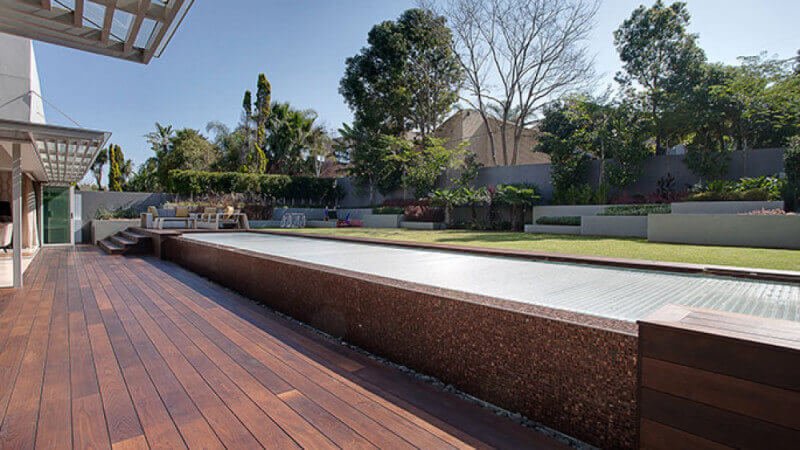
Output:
0,0,193,63
0,118,110,287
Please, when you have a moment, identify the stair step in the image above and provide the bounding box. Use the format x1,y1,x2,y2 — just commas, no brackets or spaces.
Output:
121,230,148,241
98,239,123,254
110,235,135,246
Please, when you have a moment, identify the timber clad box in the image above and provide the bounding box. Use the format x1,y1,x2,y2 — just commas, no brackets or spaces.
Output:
638,305,800,449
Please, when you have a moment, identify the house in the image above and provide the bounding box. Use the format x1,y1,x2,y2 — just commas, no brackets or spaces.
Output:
433,109,551,167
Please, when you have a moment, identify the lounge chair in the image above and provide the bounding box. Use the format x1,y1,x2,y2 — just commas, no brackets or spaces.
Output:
0,222,11,252
196,206,249,230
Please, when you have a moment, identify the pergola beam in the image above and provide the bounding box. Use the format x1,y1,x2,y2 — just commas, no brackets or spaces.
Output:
100,0,115,44
73,0,83,26
142,0,183,63
123,0,148,54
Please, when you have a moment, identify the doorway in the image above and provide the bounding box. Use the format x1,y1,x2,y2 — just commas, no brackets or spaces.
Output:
43,185,73,245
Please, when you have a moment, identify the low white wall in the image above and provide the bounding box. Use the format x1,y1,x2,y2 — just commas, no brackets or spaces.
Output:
306,220,337,228
670,201,784,215
524,224,581,235
363,214,404,228
648,214,800,249
91,219,139,244
581,216,648,238
401,221,446,230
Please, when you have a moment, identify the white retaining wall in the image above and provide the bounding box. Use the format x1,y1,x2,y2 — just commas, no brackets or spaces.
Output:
581,216,648,238
523,224,581,235
363,214,405,228
647,214,800,249
401,221,446,230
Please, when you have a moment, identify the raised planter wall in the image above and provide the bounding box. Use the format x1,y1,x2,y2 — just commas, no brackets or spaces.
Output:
581,216,648,238
671,200,784,215
401,221,446,230
524,224,581,235
272,208,372,221
362,214,404,228
163,236,639,449
648,214,800,249
532,204,615,221
90,219,139,244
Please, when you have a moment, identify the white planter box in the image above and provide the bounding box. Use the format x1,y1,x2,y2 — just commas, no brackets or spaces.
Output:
91,219,139,244
671,201,784,215
401,221,446,230
524,224,581,235
306,220,337,228
648,214,800,249
581,216,648,238
363,214,404,228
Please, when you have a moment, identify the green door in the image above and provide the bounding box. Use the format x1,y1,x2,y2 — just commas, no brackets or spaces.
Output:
43,186,71,244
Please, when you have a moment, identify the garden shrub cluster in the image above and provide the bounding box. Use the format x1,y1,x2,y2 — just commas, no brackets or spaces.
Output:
535,216,581,226
687,176,784,202
598,204,671,216
95,206,139,220
403,204,444,222
167,170,342,203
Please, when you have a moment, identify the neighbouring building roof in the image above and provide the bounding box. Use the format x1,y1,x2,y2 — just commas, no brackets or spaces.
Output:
0,0,193,64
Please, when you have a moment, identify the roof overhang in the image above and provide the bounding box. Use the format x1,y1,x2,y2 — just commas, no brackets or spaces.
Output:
0,0,193,64
0,118,110,184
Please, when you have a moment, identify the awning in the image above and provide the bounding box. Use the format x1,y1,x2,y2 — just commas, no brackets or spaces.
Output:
0,118,110,184
0,0,193,64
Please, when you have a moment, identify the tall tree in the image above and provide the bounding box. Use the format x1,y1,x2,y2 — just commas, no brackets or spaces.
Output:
107,144,124,192
335,123,402,202
90,147,108,190
155,128,219,188
440,0,598,165
340,8,462,139
613,0,706,154
248,74,271,174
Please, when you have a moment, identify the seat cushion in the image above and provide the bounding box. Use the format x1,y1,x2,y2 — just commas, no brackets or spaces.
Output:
175,206,189,218
157,208,176,217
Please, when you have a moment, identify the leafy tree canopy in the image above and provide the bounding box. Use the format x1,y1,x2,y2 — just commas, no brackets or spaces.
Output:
340,8,462,138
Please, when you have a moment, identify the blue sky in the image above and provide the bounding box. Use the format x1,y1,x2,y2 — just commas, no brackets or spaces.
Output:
32,0,800,176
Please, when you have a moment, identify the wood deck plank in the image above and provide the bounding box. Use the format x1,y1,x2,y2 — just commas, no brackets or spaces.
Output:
0,246,567,450
76,249,187,449
81,254,224,449
87,253,262,449
112,261,347,450
130,257,460,449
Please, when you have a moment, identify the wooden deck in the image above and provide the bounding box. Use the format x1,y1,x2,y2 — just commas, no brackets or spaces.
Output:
0,246,566,449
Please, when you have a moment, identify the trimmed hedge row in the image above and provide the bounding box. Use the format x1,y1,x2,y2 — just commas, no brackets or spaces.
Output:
535,216,581,226
168,170,342,202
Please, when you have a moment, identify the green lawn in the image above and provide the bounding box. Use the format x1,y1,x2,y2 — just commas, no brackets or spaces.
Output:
270,228,800,272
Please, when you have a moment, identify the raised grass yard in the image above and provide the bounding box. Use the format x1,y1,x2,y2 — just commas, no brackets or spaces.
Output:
273,228,800,272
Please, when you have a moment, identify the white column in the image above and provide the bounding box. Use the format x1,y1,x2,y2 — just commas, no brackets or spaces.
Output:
12,143,23,288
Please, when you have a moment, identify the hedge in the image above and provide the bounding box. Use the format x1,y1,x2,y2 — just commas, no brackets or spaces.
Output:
535,216,581,226
168,170,342,202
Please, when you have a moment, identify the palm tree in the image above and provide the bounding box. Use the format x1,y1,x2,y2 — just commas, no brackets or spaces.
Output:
144,122,174,159
90,147,108,190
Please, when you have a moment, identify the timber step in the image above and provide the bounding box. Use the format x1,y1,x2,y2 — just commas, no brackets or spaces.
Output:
97,227,152,255
98,239,124,255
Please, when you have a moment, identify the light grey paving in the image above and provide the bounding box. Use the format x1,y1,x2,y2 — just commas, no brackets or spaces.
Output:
184,233,800,323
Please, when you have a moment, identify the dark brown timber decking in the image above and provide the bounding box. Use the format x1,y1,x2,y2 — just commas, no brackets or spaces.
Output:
0,246,567,449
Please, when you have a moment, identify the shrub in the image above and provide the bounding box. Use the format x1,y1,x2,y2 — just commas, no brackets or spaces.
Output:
598,204,670,216
381,198,427,207
95,206,139,220
535,216,581,226
372,206,404,215
687,176,785,201
742,208,794,216
167,170,342,203
403,205,444,222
